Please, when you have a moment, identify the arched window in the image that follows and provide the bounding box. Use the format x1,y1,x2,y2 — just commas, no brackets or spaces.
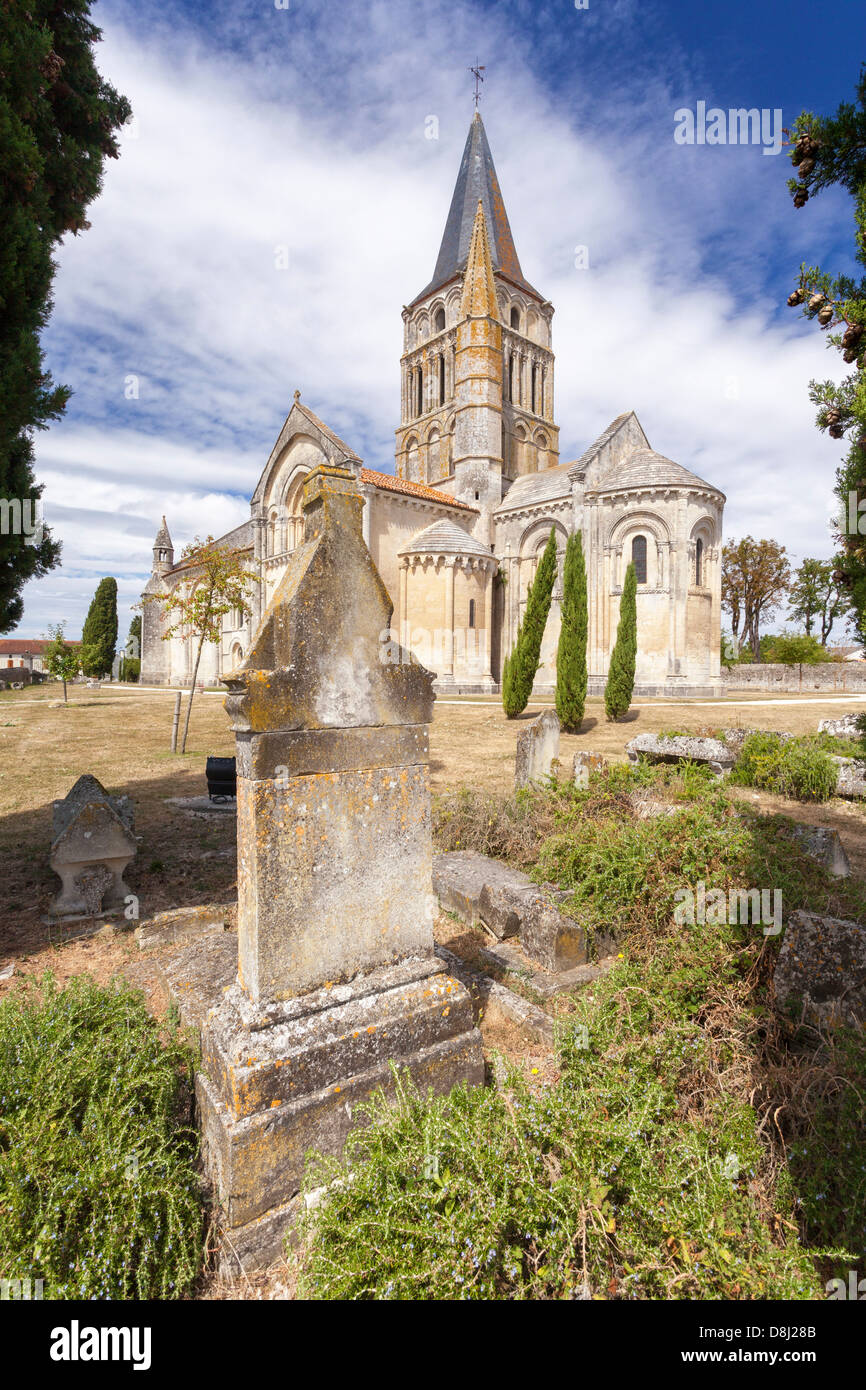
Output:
433,306,445,333
468,598,476,630
510,306,521,331
631,535,647,584
695,537,704,586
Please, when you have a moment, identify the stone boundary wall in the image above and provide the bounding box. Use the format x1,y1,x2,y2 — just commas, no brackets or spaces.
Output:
723,663,866,694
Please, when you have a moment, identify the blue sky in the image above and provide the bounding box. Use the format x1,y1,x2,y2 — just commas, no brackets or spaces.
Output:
15,0,866,639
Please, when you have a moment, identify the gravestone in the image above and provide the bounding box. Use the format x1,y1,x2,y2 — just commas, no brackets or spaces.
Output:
164,465,483,1274
49,774,136,918
831,756,866,798
573,750,606,787
775,909,866,1027
515,709,560,788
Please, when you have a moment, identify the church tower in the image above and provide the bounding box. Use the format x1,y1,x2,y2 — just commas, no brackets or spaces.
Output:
395,111,560,539
151,516,174,575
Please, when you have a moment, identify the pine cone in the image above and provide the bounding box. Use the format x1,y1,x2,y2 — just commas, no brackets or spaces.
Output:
787,289,804,306
797,157,816,178
818,305,833,326
829,423,845,438
842,323,864,350
843,347,861,363
793,186,809,208
809,292,826,311
795,133,821,160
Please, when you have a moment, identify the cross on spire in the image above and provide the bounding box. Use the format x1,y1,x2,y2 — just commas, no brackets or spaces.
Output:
469,60,485,108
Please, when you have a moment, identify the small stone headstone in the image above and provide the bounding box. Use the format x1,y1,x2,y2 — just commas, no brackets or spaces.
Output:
49,774,136,919
791,825,850,878
515,710,560,788
573,750,606,788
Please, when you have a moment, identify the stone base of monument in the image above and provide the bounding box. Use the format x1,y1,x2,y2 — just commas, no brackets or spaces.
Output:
161,933,484,1276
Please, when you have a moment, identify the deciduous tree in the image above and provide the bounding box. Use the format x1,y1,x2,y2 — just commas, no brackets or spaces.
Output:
144,538,258,753
722,538,791,662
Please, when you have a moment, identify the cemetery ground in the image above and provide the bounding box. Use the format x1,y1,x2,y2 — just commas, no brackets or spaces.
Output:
1,683,866,1298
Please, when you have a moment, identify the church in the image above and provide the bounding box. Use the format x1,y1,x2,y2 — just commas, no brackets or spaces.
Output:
141,111,725,697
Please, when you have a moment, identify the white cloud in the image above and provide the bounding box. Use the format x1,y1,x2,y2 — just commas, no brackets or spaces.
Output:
11,0,852,639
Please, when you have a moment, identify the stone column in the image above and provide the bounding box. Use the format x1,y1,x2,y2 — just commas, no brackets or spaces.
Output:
164,466,483,1274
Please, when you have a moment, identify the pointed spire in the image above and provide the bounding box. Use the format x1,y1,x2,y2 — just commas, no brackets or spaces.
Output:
154,515,172,548
460,201,499,318
412,111,540,305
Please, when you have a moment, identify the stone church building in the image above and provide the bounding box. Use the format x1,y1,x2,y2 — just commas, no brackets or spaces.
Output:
141,112,725,696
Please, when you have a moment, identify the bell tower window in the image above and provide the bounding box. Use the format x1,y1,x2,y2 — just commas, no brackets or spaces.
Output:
434,306,445,333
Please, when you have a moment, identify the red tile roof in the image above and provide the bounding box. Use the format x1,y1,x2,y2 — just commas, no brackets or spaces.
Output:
359,468,476,511
0,638,81,653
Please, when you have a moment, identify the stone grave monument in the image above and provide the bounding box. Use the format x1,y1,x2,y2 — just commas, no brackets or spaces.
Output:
164,465,484,1273
49,774,136,919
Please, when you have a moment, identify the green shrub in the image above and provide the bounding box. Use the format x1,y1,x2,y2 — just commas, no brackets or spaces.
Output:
729,733,839,801
0,974,203,1299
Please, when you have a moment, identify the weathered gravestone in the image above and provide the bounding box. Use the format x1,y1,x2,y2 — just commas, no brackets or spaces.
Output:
572,750,606,788
163,465,483,1274
625,732,735,776
775,909,866,1027
515,709,560,788
49,774,136,918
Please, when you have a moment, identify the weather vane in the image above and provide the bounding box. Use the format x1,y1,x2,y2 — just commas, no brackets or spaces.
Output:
469,60,485,108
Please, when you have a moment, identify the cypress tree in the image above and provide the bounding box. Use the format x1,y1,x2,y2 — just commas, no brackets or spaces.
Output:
604,561,637,721
80,577,118,678
0,2,130,631
502,528,558,718
555,531,588,731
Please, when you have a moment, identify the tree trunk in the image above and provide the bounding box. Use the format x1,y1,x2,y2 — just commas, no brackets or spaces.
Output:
180,635,206,754
62,679,67,703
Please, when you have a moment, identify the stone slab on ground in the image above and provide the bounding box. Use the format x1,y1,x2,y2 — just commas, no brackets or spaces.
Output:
832,756,866,798
790,825,851,879
626,732,736,774
433,849,586,969
136,902,233,950
515,709,560,788
818,713,862,737
166,795,236,816
476,937,617,999
774,909,866,1027
435,944,555,1044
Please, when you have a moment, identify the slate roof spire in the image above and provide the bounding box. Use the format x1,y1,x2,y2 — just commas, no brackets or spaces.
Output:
412,111,541,304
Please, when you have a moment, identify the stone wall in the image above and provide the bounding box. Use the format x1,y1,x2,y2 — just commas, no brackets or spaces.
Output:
724,663,866,693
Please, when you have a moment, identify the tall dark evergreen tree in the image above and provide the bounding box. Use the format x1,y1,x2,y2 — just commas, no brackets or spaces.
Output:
783,67,866,639
80,576,117,677
604,562,637,721
0,1,131,631
502,529,558,718
555,531,588,731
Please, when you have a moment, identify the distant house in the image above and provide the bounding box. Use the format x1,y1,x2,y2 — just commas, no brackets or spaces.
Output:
0,638,81,677
828,644,865,663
